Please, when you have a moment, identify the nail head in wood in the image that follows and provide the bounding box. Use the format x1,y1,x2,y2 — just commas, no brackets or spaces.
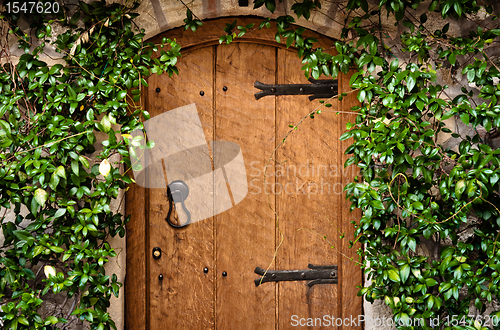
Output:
152,247,161,260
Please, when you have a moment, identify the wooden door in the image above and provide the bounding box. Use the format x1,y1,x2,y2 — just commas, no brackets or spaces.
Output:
126,18,361,330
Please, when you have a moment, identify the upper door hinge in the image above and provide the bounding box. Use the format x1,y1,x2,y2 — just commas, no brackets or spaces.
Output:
254,78,338,101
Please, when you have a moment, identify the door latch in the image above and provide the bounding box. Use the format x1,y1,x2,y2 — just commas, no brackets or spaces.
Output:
166,180,191,228
254,264,338,287
254,78,338,101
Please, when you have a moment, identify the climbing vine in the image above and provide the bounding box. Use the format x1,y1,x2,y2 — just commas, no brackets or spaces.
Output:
0,1,179,328
186,0,500,328
3,0,500,328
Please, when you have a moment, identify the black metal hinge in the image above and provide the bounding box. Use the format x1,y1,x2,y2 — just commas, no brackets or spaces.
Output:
254,78,338,101
254,264,338,287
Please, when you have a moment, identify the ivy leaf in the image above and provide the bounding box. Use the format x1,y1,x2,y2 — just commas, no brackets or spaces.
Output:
34,188,48,207
101,115,111,132
44,265,56,278
407,237,417,252
45,316,58,325
357,90,366,102
13,230,32,241
382,94,395,106
54,208,66,218
18,317,29,326
71,160,79,176
372,200,384,209
291,0,316,20
490,173,499,185
49,172,59,190
79,156,90,169
117,90,127,100
50,246,64,253
67,85,76,100
439,282,452,293
407,75,416,92
412,201,423,210
467,69,475,82
33,246,45,258
460,113,469,125
265,0,276,13
388,269,401,282
390,58,399,71
400,264,410,283
426,278,438,286
449,52,456,66
429,0,438,11
455,179,466,199
55,166,66,179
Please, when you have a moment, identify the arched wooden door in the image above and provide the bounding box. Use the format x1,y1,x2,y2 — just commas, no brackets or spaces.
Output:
126,18,362,330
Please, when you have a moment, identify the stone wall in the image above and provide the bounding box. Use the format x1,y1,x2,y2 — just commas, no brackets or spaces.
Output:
3,0,500,329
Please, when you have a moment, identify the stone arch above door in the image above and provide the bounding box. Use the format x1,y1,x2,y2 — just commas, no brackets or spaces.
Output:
133,0,345,41
145,16,338,52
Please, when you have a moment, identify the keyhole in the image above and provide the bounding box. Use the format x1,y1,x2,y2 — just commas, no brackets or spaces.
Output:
166,180,191,228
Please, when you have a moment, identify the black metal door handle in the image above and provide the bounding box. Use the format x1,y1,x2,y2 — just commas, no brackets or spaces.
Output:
166,180,191,228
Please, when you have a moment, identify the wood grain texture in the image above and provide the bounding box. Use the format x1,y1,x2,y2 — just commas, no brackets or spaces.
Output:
340,70,363,329
147,47,215,329
276,48,342,330
125,180,147,330
215,42,277,329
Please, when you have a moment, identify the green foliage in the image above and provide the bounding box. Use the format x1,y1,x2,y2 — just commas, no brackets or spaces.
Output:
183,9,203,32
181,0,500,327
2,0,500,327
0,1,180,328
339,2,500,329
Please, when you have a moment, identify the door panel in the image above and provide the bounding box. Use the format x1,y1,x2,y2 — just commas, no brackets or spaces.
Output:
215,43,277,329
340,70,364,325
126,31,362,329
276,48,342,329
147,47,215,329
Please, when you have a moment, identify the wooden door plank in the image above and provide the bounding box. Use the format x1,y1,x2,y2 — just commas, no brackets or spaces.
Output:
340,70,363,329
215,43,276,329
125,181,147,330
275,48,342,329
147,47,215,329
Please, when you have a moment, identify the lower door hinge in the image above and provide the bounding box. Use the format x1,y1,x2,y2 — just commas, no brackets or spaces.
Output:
254,78,338,101
254,264,338,287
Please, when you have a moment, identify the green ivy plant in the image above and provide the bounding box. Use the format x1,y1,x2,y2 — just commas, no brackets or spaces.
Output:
3,0,500,328
0,1,180,329
184,0,500,328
